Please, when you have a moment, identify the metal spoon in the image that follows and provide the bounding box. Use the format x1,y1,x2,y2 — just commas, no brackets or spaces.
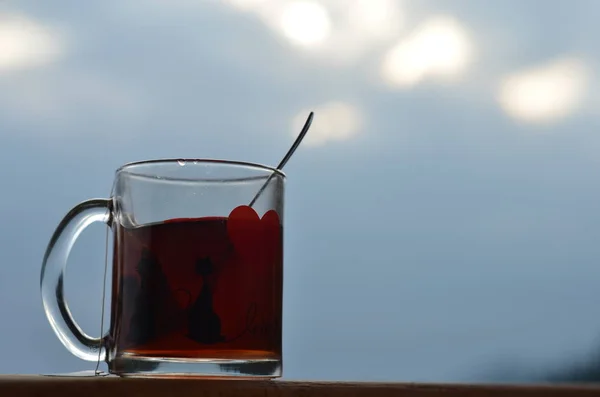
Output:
249,111,314,207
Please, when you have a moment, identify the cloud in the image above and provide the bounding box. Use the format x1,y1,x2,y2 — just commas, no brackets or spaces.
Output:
381,15,472,88
220,0,404,65
221,0,271,11
0,71,147,136
222,0,332,48
293,101,363,147
497,57,590,125
0,12,65,74
346,0,403,40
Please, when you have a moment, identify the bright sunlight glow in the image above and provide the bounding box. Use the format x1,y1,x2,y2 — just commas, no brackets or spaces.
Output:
498,57,589,124
293,101,363,147
220,0,403,63
381,15,471,88
0,13,64,73
346,0,402,40
278,1,332,47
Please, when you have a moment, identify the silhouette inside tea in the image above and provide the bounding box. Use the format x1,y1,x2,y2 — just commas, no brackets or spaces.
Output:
187,257,225,344
126,249,160,345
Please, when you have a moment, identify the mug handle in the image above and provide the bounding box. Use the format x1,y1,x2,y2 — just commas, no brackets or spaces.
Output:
40,198,112,361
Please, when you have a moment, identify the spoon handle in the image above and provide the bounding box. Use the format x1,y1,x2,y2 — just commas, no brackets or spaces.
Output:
248,111,314,208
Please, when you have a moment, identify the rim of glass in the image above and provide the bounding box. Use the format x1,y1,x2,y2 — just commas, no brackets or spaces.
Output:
115,158,286,181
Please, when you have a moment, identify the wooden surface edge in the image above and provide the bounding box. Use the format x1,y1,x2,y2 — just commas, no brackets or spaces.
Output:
1,376,600,396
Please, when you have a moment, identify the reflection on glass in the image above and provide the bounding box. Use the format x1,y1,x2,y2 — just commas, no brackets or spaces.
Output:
292,101,362,147
381,15,471,88
497,57,589,124
0,12,63,73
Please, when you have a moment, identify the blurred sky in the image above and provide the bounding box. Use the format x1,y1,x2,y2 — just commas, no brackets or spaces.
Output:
2,0,600,383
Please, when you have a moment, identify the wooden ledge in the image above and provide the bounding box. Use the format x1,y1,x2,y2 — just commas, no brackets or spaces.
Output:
1,376,600,397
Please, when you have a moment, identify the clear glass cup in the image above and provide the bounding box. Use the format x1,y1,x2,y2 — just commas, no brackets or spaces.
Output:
40,159,285,378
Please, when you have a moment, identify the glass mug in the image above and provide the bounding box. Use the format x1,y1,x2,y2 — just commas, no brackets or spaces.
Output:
41,159,284,378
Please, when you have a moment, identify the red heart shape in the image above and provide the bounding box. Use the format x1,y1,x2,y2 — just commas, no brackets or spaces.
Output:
227,205,281,268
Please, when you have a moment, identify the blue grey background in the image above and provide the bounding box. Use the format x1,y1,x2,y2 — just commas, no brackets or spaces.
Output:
2,0,600,383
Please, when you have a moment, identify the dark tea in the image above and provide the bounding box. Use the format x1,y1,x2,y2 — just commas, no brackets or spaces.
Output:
110,205,283,361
